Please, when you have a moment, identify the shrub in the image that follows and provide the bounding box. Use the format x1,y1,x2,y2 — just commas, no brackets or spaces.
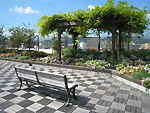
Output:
37,51,48,57
132,72,150,80
53,50,57,56
85,60,110,69
13,54,21,59
61,48,71,55
75,62,86,66
143,77,150,88
19,56,31,60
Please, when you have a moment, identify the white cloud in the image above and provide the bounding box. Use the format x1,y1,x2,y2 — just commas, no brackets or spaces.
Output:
2,28,11,36
147,14,150,19
88,5,95,10
10,6,41,14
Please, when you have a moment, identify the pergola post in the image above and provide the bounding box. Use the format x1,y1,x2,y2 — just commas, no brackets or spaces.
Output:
58,29,62,62
111,22,116,66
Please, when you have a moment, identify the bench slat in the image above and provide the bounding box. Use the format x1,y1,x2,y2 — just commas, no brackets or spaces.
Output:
36,71,64,82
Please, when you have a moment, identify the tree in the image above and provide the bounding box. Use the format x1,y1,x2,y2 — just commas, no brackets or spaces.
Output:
37,13,68,61
9,26,25,48
23,23,38,50
0,26,7,48
85,0,149,65
9,25,37,49
67,9,88,50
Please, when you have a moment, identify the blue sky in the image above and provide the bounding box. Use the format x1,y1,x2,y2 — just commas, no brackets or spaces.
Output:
0,0,150,37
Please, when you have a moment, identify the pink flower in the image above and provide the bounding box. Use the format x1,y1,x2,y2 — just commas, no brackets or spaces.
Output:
142,80,145,86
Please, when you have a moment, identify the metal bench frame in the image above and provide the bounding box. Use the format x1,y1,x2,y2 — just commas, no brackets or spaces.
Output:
14,67,78,106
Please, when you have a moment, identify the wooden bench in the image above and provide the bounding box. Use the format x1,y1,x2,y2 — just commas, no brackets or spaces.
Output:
14,66,78,106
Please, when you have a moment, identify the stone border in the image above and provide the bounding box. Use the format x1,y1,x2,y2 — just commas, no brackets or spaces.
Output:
1,57,150,95
112,74,150,95
0,57,111,73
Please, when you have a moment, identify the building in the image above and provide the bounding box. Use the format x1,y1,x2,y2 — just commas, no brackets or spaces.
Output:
87,38,108,50
145,43,150,49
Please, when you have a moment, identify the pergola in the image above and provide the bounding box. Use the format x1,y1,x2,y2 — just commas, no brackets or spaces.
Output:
55,19,82,62
56,18,123,66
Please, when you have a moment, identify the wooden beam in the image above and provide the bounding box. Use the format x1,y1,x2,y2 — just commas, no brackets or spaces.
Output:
111,22,116,66
58,21,82,27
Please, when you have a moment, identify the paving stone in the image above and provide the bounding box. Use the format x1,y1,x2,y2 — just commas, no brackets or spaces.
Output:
10,96,25,104
89,97,99,104
105,91,117,97
97,99,112,107
107,108,124,113
79,91,92,96
4,104,23,113
0,101,14,110
26,103,44,112
28,95,44,102
58,104,76,113
92,105,108,113
101,95,114,102
107,87,119,92
127,100,141,107
111,102,126,111
72,107,90,113
37,106,56,113
116,93,128,99
125,105,142,113
94,89,106,95
47,101,64,110
130,90,141,97
114,97,127,104
142,108,150,113
18,99,34,108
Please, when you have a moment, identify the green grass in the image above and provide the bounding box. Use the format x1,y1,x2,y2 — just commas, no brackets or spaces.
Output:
132,72,150,80
19,56,31,60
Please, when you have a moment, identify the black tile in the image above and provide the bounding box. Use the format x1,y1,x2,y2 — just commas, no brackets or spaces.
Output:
3,94,17,100
114,97,127,104
16,109,34,113
37,98,53,105
36,106,55,113
97,99,112,107
58,104,76,113
18,100,34,108
21,93,34,99
0,101,14,110
105,91,117,96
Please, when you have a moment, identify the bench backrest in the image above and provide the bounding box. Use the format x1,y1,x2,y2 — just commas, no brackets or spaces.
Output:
14,67,37,80
35,71,68,89
36,71,65,82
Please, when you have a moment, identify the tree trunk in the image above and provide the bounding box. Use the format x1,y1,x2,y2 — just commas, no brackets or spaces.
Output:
111,22,116,66
29,42,30,51
122,38,124,49
119,29,122,50
128,33,131,52
98,30,101,51
73,33,78,50
116,35,120,64
58,29,62,62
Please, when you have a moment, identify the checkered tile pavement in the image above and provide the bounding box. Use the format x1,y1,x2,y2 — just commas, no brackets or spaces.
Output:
0,60,150,113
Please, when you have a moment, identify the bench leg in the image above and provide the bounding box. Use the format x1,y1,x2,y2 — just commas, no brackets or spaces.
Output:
66,90,71,107
72,87,77,100
26,81,31,88
18,78,23,90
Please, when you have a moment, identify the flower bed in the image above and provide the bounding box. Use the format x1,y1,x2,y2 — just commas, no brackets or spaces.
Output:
116,59,150,89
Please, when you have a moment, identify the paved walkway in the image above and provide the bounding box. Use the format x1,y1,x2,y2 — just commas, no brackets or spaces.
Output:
0,60,150,113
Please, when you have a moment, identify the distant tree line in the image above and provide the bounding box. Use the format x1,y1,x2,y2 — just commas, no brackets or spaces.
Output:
0,25,38,50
